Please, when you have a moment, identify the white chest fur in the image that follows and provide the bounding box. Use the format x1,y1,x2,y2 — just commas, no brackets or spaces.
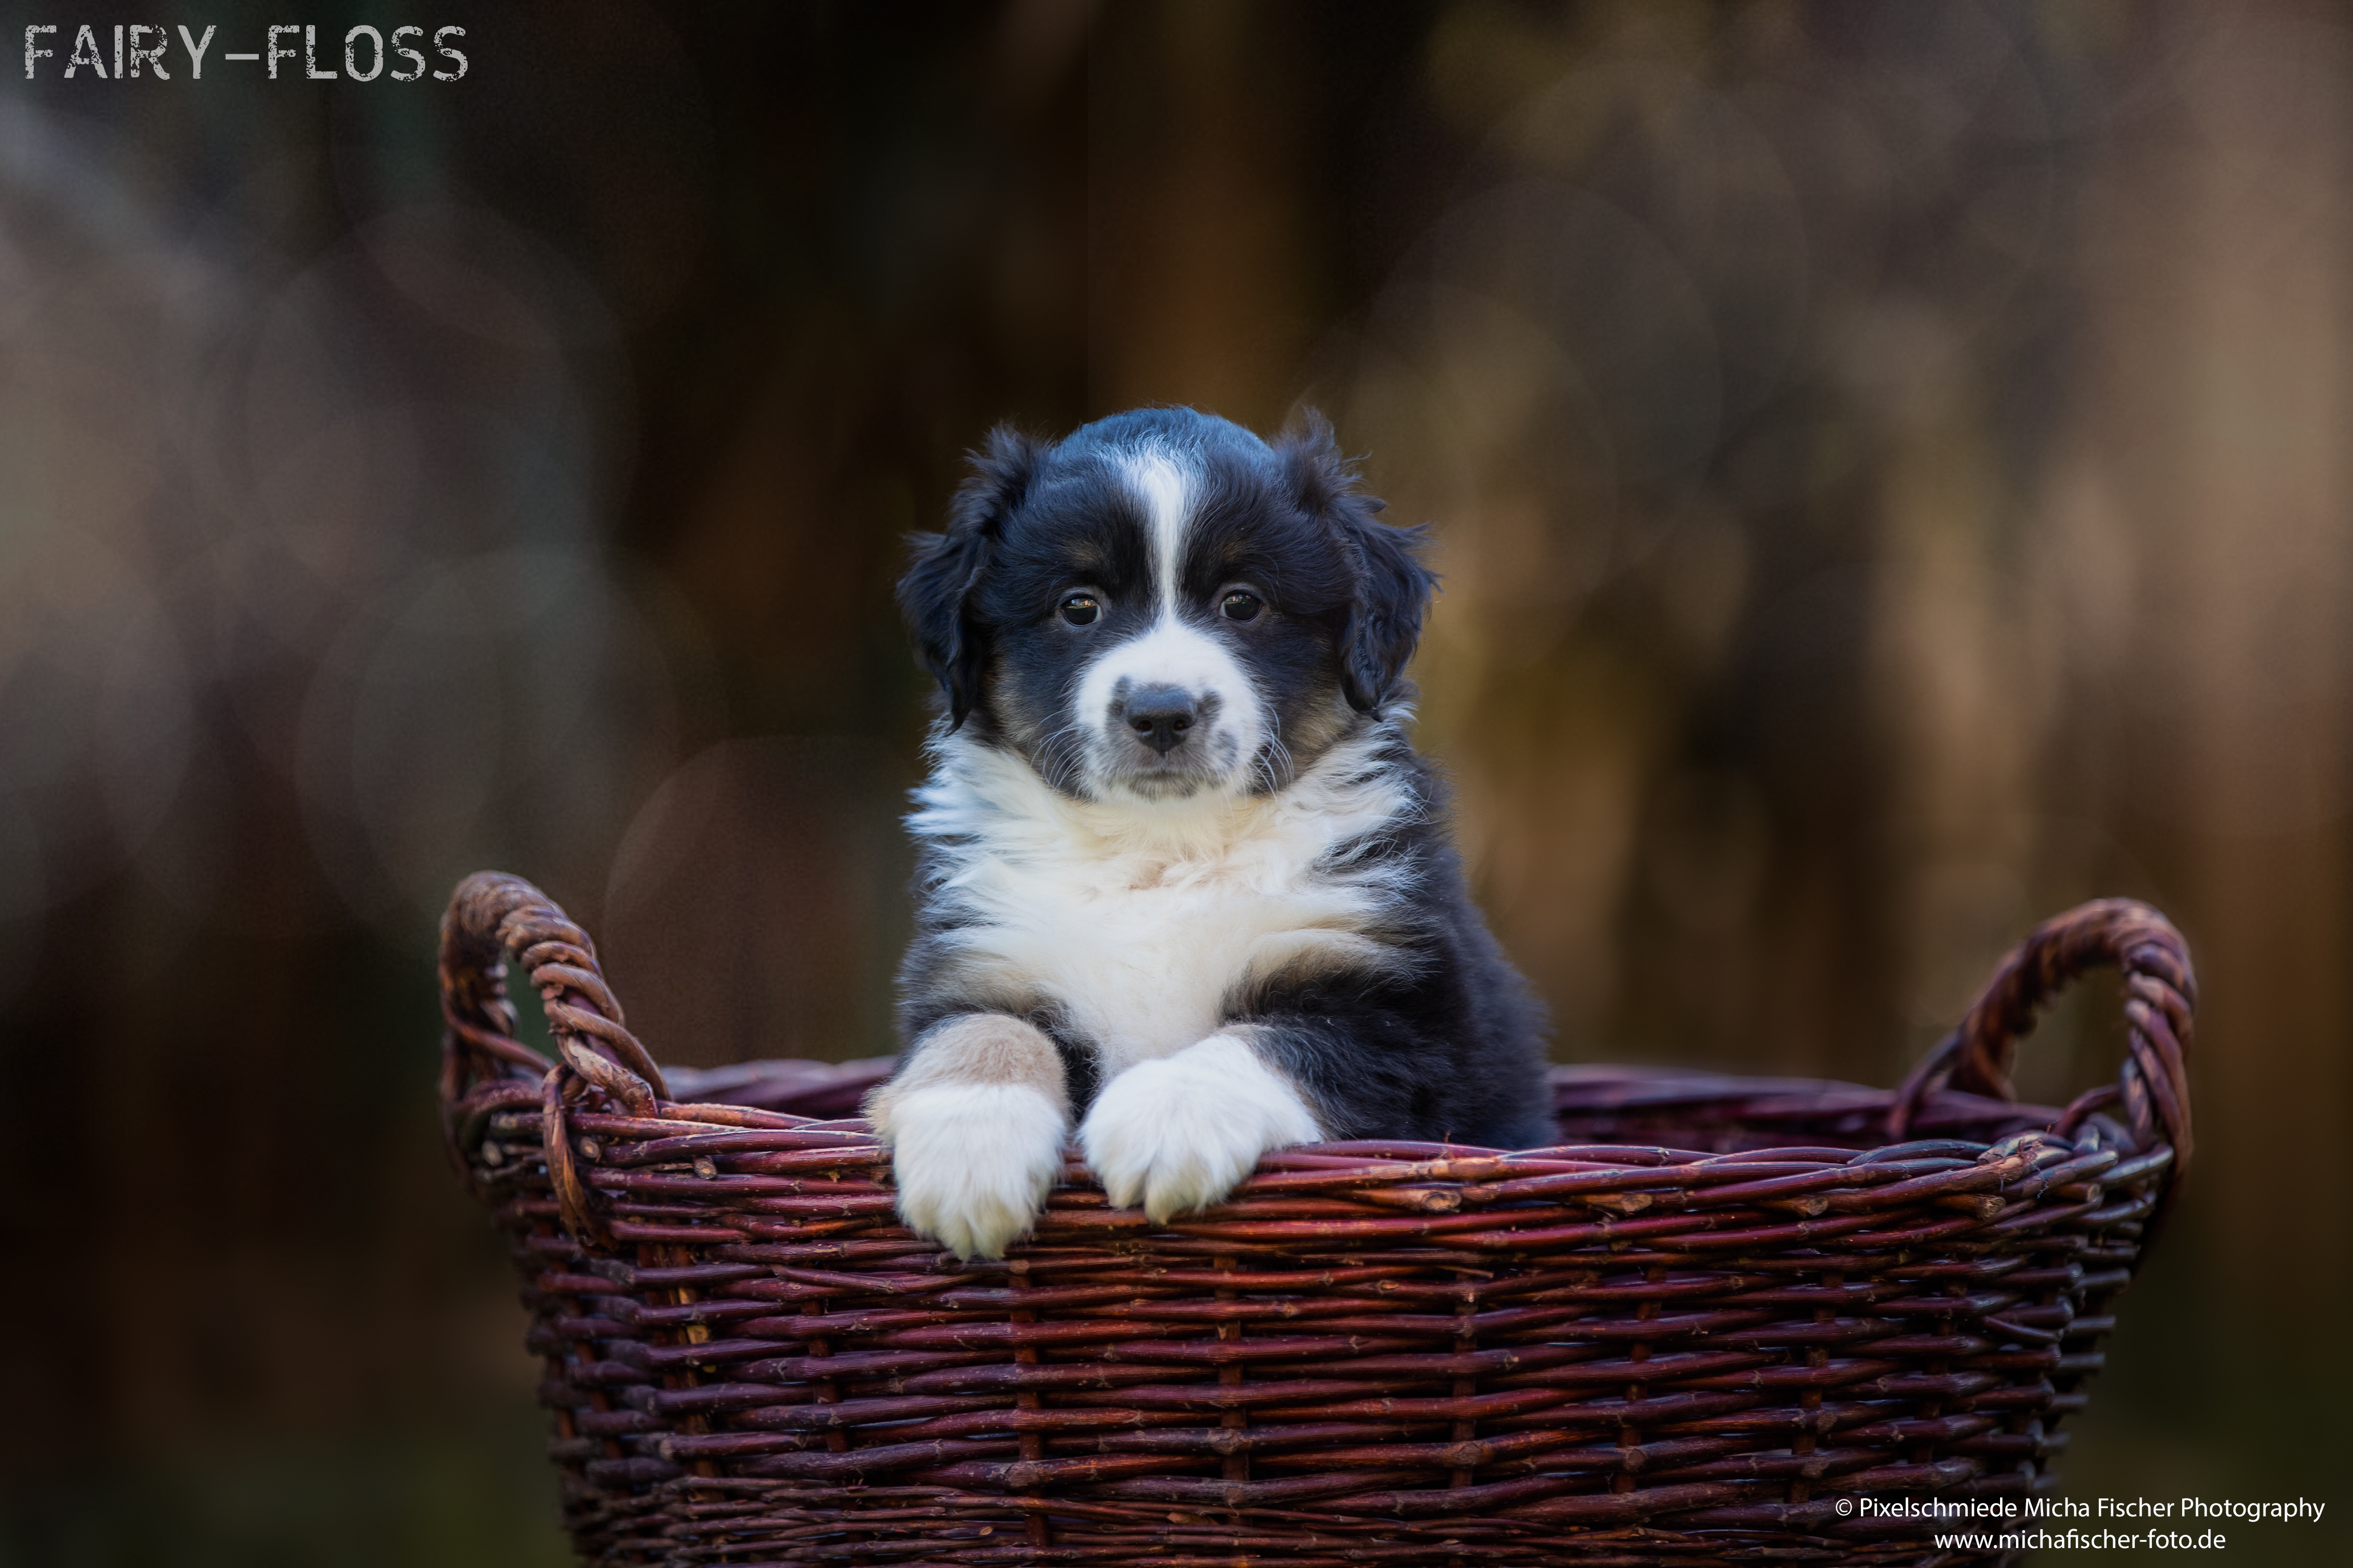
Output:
912,733,1412,1077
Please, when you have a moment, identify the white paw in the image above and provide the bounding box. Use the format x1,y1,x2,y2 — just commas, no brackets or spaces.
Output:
873,1084,1068,1260
1079,1034,1321,1223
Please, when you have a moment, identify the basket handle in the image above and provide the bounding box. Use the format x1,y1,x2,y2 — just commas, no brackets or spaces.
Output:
1886,899,2195,1172
438,871,670,1244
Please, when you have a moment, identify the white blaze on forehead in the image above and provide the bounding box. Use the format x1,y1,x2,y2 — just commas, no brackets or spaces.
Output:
1120,449,1192,614
1065,442,1267,799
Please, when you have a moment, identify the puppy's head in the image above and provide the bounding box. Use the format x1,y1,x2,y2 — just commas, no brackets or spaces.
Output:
899,407,1435,804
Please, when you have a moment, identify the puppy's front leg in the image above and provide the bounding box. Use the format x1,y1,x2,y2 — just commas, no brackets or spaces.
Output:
865,1015,1071,1260
1078,1028,1321,1223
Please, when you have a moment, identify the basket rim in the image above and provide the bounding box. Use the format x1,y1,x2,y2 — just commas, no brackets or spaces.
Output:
437,871,2194,1247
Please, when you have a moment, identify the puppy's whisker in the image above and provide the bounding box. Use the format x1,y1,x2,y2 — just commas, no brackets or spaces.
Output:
1258,716,1296,795
1037,716,1101,795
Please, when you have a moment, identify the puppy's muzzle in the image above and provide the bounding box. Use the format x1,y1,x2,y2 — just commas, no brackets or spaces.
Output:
1122,684,1200,755
1115,683,1223,760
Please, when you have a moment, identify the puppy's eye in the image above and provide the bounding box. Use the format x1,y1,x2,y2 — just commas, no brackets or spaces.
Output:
1219,591,1264,623
1059,594,1100,626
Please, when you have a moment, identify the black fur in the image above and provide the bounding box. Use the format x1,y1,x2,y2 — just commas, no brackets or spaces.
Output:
1220,731,1553,1147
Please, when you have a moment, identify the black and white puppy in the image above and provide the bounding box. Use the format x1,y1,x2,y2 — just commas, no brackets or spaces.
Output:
867,407,1551,1259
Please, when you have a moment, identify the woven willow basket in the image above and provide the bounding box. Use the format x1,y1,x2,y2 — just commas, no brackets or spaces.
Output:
439,872,2194,1567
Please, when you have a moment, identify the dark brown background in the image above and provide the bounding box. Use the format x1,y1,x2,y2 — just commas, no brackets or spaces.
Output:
1,3,2345,1562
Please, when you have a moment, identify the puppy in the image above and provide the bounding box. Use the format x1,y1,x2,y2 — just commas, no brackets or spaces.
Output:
866,407,1552,1259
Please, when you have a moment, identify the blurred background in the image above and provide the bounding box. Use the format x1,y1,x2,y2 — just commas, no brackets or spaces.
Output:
1,2,2346,1562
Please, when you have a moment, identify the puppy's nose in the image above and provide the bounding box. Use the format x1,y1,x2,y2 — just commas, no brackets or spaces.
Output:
1122,686,1198,755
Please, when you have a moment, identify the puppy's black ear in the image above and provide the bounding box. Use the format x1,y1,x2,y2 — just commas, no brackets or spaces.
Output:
900,425,1045,728
1280,412,1437,714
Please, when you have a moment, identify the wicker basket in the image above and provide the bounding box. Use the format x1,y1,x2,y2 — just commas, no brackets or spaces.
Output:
439,872,2194,1566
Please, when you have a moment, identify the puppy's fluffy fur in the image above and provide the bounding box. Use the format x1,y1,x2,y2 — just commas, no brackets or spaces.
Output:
867,408,1551,1258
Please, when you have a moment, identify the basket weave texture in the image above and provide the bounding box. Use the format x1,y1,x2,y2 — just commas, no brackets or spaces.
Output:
439,873,2194,1566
